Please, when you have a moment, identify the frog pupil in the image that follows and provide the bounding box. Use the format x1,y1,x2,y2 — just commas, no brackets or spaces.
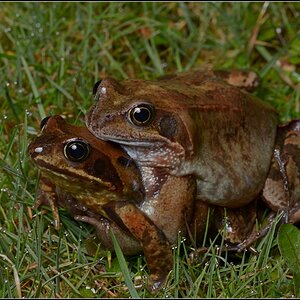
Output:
64,141,90,162
130,105,153,125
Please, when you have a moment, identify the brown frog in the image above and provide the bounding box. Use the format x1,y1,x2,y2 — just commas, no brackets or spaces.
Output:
28,115,196,292
86,69,300,229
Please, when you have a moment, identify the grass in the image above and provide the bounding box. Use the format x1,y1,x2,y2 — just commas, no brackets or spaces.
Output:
0,2,300,298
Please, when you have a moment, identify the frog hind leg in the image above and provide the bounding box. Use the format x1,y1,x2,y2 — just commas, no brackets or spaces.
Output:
263,120,300,224
281,120,300,223
103,201,173,294
236,121,300,251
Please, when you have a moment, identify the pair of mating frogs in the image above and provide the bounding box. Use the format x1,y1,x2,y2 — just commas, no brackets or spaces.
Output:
28,69,300,292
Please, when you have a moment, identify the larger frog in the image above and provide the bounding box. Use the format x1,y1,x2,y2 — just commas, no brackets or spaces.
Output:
86,69,300,223
28,115,196,292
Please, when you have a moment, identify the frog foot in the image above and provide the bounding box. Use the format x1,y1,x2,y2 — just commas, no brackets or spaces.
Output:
233,212,278,253
147,273,169,294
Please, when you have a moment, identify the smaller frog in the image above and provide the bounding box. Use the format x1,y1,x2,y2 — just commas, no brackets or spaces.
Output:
28,115,195,292
28,115,173,291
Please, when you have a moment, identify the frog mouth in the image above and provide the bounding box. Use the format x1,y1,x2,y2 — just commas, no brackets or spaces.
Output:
100,136,164,148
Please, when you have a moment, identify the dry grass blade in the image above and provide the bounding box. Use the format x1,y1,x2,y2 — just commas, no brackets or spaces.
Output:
0,254,22,298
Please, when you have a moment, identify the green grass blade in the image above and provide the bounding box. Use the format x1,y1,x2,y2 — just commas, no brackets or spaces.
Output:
45,76,74,101
21,56,46,119
110,230,140,298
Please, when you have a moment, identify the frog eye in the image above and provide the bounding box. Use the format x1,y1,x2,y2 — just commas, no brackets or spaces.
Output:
127,104,155,126
40,116,51,131
93,80,102,95
64,140,90,162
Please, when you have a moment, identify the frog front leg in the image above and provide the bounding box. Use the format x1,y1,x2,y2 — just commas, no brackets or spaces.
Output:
73,214,143,255
32,176,60,230
103,201,173,293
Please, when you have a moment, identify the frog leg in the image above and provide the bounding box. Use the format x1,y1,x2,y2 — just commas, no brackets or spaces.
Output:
281,121,300,223
32,176,60,230
73,214,142,255
212,70,260,92
189,200,261,260
103,201,173,294
263,120,300,223
232,120,300,252
227,211,276,253
197,201,260,255
188,200,210,247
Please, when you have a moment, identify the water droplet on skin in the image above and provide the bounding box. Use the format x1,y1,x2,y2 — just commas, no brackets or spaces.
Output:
101,87,107,94
34,147,43,153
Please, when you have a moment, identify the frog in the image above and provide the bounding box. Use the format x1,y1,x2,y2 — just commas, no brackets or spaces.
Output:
86,68,300,229
28,115,196,292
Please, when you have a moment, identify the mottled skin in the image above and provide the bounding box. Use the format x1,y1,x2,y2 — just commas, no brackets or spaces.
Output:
86,69,278,208
262,120,300,223
86,68,300,244
28,115,195,292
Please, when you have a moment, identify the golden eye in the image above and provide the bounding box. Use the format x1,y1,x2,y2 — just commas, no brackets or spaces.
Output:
128,104,154,126
64,140,90,162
